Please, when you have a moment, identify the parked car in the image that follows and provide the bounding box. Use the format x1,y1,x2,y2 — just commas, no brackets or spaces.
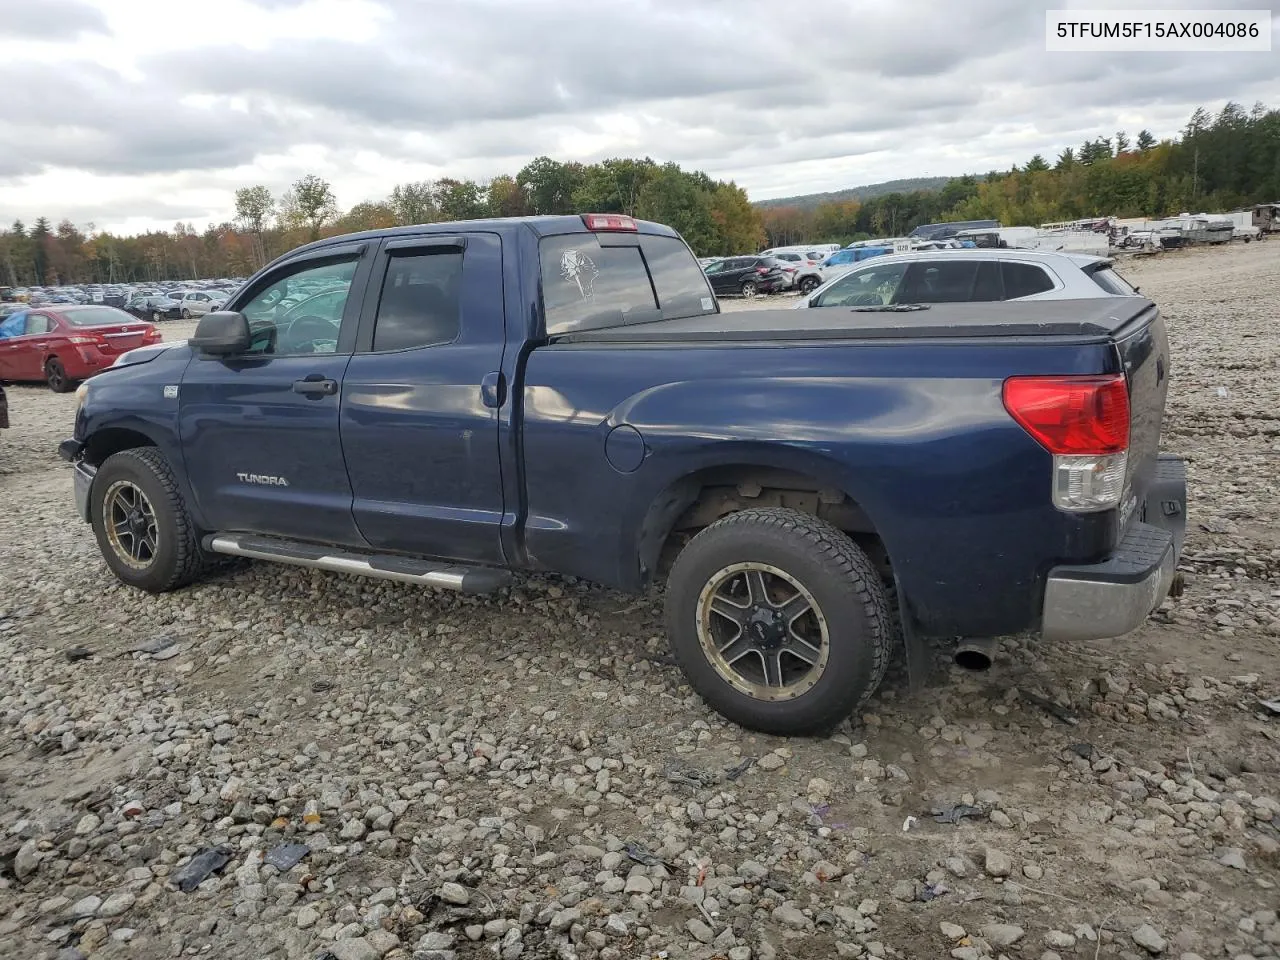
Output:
126,294,184,322
797,249,1139,309
815,246,895,284
60,213,1185,736
168,290,225,319
703,256,788,297
0,305,161,391
770,251,828,293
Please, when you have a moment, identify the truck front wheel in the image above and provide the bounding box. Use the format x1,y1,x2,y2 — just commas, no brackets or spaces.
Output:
665,508,893,735
90,448,208,593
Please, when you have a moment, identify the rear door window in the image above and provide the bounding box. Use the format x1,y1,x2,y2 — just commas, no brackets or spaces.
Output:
541,232,715,335
899,261,981,303
371,251,464,352
1001,262,1055,299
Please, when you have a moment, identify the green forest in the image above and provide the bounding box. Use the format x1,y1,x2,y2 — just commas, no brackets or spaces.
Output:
1,101,1276,285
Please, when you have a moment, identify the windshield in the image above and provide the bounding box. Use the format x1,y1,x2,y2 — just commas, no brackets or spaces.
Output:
812,262,909,307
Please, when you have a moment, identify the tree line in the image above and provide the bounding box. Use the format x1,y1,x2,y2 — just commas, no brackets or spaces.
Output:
762,101,1280,247
2,100,1276,286
0,158,765,286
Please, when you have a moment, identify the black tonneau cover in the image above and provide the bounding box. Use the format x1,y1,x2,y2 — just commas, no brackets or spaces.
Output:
551,297,1158,344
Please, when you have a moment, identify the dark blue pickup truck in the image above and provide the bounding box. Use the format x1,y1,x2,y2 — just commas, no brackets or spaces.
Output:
59,214,1186,734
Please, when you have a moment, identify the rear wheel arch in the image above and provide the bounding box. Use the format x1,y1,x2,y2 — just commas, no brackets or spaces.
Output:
635,461,893,588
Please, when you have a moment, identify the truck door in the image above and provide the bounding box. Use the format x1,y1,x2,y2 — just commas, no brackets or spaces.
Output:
178,243,373,545
340,233,507,565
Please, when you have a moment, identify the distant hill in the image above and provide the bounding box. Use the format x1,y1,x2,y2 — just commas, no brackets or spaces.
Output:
754,176,953,210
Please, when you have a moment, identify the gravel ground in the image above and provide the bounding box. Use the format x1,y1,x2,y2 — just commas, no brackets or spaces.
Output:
1,242,1278,960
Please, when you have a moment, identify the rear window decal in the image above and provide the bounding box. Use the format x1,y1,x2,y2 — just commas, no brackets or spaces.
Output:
560,249,599,299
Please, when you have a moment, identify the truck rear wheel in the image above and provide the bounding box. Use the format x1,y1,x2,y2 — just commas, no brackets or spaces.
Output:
665,508,893,735
90,448,207,593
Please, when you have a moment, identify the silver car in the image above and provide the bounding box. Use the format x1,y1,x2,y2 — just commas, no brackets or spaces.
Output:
795,249,1139,309
168,290,225,319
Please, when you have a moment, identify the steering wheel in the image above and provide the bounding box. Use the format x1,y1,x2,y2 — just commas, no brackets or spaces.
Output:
284,315,339,353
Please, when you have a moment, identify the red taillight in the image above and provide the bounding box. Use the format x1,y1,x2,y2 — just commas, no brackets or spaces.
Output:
1002,374,1129,455
582,213,637,232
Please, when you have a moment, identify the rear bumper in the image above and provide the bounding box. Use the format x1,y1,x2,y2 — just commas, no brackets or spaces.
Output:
1041,454,1186,642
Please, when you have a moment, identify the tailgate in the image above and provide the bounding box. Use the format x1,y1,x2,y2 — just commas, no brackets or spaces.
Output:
1115,304,1170,528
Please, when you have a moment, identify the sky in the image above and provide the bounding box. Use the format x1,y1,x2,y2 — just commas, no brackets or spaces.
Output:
0,0,1276,235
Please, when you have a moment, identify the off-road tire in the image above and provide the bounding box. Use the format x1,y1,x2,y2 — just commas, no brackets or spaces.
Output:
45,358,74,393
90,447,207,593
665,507,893,735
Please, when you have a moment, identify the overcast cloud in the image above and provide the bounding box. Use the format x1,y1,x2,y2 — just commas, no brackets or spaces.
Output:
0,0,1276,233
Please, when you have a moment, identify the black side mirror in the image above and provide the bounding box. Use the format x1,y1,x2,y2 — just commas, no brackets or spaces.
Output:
189,311,250,356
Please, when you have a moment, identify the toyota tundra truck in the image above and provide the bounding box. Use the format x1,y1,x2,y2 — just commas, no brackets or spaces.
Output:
59,214,1186,734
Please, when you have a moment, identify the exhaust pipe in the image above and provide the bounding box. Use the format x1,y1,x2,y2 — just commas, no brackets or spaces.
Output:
953,637,999,671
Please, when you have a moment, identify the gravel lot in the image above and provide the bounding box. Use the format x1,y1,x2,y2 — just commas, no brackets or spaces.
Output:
2,242,1278,960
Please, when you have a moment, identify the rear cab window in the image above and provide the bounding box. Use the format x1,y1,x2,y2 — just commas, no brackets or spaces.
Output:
540,231,716,336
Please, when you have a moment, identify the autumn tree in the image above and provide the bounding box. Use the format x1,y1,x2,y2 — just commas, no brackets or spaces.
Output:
234,185,274,267
389,181,437,225
280,174,337,240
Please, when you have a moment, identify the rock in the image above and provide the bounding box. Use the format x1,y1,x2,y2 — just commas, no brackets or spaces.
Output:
1217,847,1247,870
939,922,966,939
758,754,785,771
891,879,917,901
66,896,102,919
365,929,399,955
14,839,40,880
984,848,1012,877
1131,923,1167,954
296,906,319,929
728,948,752,960
440,881,470,905
687,917,714,943
1044,930,1076,948
950,948,982,960
772,904,809,929
623,873,653,895
549,908,580,933
329,937,380,960
605,914,629,937
74,814,101,835
97,892,135,918
980,923,1025,947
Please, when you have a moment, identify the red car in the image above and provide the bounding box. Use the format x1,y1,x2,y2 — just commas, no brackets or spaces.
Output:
0,305,162,392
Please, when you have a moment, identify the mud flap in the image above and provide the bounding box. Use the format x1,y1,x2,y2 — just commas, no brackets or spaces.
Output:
893,573,931,693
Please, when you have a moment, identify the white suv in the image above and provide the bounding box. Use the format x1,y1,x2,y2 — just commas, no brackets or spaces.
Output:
169,290,227,319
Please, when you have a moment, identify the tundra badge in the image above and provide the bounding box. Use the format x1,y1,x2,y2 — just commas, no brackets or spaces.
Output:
236,473,290,487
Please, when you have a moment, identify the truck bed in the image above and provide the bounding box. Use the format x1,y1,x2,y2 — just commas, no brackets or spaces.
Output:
551,297,1157,343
